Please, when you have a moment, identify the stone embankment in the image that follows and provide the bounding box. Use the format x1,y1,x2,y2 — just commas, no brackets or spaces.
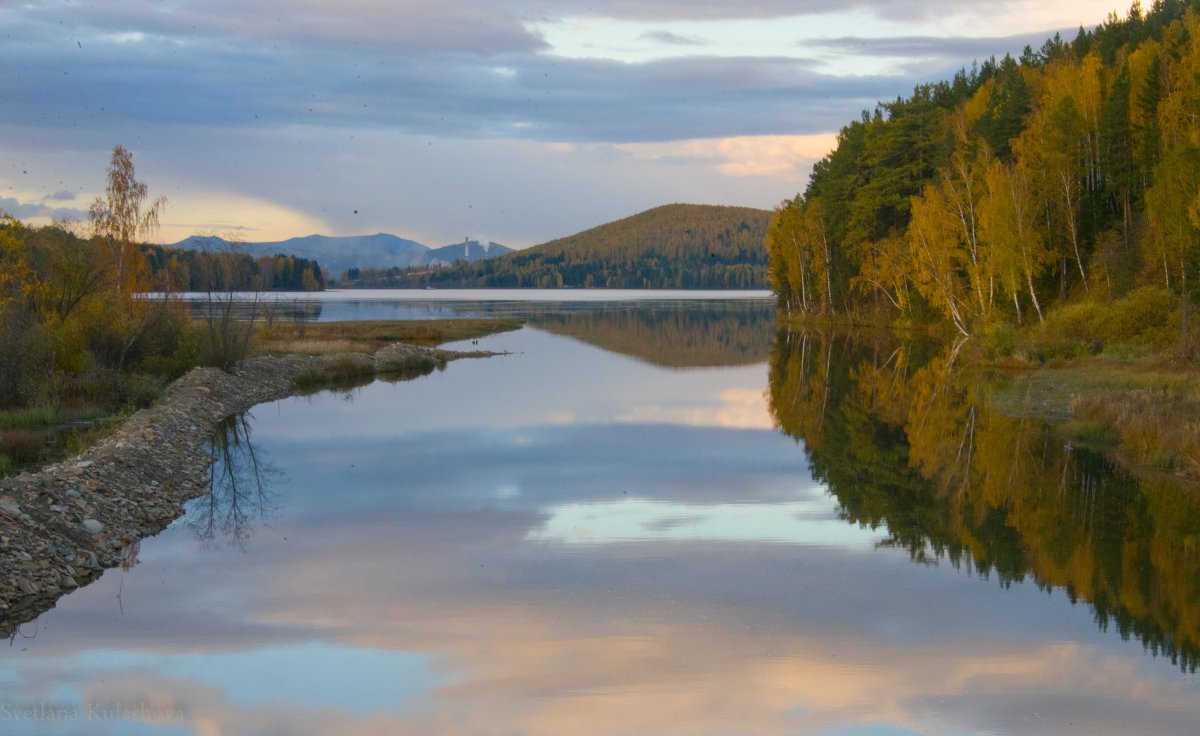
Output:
0,344,488,635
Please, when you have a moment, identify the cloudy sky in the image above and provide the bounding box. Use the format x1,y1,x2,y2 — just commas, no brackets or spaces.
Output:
1,0,1125,247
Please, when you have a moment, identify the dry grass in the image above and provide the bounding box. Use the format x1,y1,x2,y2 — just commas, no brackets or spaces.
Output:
0,430,44,464
273,338,372,355
989,358,1200,480
1071,385,1200,478
256,318,523,354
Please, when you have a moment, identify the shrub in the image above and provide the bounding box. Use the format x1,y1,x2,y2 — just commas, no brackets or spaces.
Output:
982,321,1019,359
1101,286,1176,346
0,306,53,408
71,368,165,410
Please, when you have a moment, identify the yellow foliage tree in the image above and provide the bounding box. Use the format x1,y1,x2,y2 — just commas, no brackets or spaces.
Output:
980,159,1051,324
87,145,171,368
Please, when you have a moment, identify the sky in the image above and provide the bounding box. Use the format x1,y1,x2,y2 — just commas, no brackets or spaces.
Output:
0,0,1128,248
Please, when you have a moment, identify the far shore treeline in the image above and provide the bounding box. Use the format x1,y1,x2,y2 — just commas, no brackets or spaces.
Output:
141,243,325,293
767,0,1200,357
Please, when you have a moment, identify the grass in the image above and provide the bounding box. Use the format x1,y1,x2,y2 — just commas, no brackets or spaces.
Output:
272,338,366,355
1071,385,1200,479
987,357,1200,481
0,430,44,464
292,354,379,391
0,407,62,430
257,318,524,354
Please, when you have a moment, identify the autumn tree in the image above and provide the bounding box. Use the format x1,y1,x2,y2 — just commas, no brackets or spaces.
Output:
1146,136,1200,355
88,145,172,368
980,159,1051,324
89,145,167,293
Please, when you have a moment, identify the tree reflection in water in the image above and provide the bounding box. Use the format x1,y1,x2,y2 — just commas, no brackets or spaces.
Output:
189,413,282,549
769,328,1200,671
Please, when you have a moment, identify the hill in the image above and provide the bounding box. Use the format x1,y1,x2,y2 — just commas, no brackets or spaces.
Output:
377,204,772,289
170,233,510,277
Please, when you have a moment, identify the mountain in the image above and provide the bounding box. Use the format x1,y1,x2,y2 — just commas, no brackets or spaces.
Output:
170,233,510,276
381,203,772,289
428,239,515,264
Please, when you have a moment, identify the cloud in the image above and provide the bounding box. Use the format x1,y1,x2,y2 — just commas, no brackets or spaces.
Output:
804,31,1067,63
0,0,1125,245
617,387,778,429
638,29,707,46
6,0,546,55
0,24,884,142
154,191,334,244
616,133,838,180
0,196,88,222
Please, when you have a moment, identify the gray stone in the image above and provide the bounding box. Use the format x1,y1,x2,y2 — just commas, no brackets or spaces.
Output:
82,519,104,535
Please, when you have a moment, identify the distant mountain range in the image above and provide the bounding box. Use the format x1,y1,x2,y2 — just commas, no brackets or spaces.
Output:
168,233,512,276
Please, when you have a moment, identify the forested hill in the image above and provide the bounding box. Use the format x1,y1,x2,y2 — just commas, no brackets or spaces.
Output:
362,204,771,289
767,0,1200,350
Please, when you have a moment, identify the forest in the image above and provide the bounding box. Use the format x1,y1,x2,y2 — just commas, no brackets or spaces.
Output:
767,1,1200,358
142,243,325,293
352,204,770,289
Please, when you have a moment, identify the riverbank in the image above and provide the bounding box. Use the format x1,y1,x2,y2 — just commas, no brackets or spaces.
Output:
0,343,499,635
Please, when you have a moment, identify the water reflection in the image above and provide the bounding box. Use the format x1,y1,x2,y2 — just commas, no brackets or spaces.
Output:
768,328,1200,670
186,413,282,549
529,299,774,367
1,320,1197,736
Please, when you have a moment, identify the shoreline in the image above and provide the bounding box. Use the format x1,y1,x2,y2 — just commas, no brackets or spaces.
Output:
0,343,494,635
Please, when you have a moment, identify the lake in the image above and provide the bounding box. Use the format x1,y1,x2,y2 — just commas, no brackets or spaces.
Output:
182,287,774,322
2,293,1197,735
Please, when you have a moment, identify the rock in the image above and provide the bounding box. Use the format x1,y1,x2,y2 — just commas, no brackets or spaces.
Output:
60,576,78,589
0,497,21,517
82,519,104,535
16,578,36,595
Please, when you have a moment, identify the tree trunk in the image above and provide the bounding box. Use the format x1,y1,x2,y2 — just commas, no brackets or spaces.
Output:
1027,269,1045,323
1180,256,1190,360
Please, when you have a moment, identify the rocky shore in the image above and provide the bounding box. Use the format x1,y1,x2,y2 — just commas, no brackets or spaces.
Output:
0,343,489,635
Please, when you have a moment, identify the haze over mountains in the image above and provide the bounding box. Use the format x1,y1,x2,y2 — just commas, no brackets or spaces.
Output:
169,233,513,276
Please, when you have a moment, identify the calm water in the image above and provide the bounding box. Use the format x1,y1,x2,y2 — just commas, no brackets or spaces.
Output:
3,297,1198,735
184,288,774,321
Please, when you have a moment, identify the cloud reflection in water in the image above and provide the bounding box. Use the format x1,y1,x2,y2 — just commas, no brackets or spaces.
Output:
1,325,1198,735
